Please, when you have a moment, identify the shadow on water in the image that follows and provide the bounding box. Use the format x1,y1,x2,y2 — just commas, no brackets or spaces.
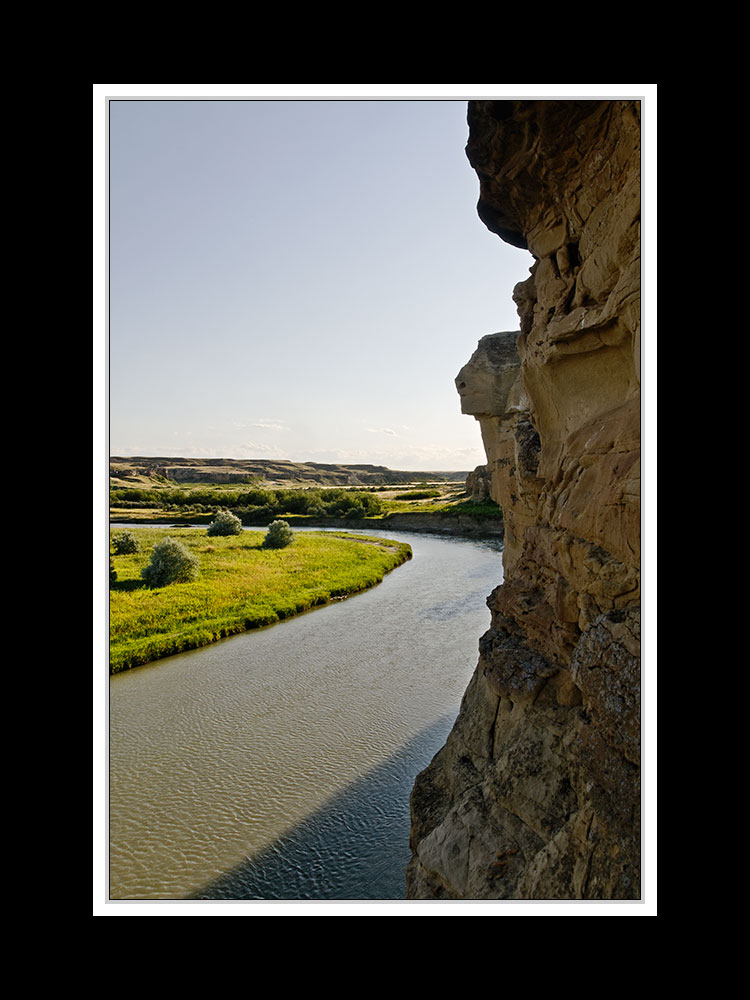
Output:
190,714,456,902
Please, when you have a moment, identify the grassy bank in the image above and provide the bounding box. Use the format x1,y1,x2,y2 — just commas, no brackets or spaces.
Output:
109,527,412,674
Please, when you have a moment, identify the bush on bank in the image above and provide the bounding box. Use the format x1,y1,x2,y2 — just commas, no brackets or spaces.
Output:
112,530,141,554
263,520,294,548
109,526,411,673
141,537,200,588
207,509,243,536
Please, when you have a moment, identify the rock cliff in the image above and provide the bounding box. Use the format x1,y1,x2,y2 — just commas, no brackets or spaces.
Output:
406,100,641,900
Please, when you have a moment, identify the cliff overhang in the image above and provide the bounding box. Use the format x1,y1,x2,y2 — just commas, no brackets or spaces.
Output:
406,100,641,900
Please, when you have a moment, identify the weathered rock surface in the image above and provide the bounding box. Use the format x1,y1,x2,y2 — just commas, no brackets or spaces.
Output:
465,466,491,502
406,99,641,900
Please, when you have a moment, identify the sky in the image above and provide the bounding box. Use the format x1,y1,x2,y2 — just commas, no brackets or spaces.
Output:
106,95,533,471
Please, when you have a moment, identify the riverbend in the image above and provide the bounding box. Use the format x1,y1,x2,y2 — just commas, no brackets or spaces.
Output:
108,528,503,901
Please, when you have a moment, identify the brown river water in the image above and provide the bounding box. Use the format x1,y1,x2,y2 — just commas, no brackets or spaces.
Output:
108,528,503,901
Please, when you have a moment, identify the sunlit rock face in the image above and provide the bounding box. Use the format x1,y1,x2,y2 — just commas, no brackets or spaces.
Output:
406,99,641,900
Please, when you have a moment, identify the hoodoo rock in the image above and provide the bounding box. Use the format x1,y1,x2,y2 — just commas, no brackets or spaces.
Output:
406,99,641,900
464,465,491,502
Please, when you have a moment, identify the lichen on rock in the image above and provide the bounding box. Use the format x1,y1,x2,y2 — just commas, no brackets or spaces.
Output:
406,99,641,901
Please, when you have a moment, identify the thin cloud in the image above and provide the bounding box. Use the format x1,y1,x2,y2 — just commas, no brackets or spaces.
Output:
234,418,291,432
239,441,285,455
295,443,484,471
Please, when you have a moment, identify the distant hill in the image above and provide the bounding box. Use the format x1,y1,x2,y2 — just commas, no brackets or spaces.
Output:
110,456,468,487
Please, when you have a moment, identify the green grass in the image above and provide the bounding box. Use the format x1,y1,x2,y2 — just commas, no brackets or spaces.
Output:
431,498,503,518
376,496,502,518
391,489,442,501
109,527,412,674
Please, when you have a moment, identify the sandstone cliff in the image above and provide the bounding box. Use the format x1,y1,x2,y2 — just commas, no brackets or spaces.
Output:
406,100,641,900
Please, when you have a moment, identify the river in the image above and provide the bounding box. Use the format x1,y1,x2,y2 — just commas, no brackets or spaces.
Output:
108,527,503,901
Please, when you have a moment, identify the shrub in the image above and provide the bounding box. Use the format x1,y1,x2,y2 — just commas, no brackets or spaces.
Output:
393,489,440,501
207,508,243,537
237,487,275,508
112,530,141,554
109,558,117,586
262,520,294,549
359,492,384,515
141,537,200,588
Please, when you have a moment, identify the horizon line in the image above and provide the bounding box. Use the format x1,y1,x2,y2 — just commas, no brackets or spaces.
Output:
110,455,473,474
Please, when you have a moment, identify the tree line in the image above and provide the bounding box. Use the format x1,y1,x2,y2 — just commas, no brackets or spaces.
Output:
109,485,385,520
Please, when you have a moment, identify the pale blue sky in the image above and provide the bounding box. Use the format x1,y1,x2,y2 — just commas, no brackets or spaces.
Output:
108,97,531,470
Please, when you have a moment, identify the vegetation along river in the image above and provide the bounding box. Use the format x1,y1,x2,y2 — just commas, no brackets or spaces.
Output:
108,528,504,901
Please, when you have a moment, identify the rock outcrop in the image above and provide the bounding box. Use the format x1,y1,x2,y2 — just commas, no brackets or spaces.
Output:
406,100,641,900
464,466,491,502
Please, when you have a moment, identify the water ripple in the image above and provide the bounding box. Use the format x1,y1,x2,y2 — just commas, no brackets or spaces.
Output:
109,530,503,900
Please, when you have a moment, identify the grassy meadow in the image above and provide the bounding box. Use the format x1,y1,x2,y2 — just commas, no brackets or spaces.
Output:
110,526,412,674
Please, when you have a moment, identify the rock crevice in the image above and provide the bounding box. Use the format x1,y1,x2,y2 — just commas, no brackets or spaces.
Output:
406,99,641,900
